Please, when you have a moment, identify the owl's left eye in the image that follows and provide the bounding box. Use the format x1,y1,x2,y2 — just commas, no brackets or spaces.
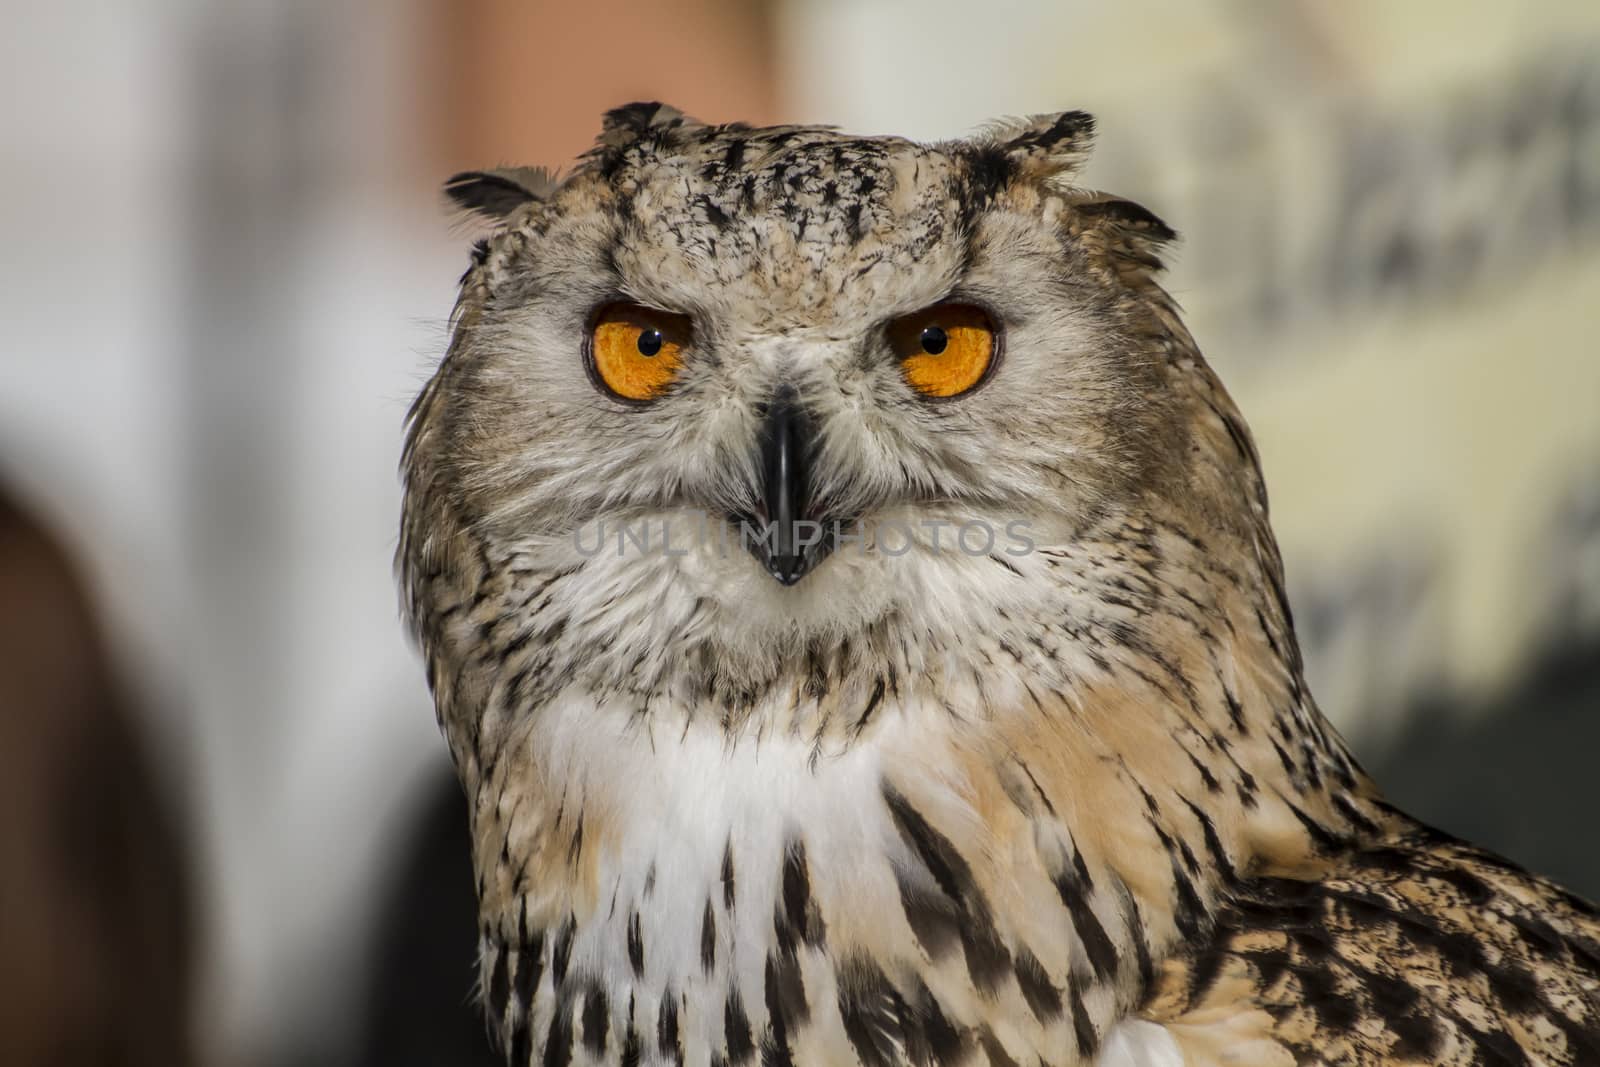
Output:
888,303,998,398
587,303,692,402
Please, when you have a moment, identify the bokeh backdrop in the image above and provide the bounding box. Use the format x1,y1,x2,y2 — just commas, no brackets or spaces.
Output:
1,1,1596,1064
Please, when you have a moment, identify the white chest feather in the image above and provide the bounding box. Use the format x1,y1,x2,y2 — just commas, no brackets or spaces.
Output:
1095,1020,1186,1067
521,696,920,1065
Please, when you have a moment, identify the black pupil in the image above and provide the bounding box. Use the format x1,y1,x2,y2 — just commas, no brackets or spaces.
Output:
637,329,664,357
920,326,948,355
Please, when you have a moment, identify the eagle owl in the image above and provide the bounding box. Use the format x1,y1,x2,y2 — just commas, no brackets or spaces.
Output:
399,104,1600,1066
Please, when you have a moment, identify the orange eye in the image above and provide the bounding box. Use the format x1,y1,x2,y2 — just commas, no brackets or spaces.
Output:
888,304,998,398
588,303,691,401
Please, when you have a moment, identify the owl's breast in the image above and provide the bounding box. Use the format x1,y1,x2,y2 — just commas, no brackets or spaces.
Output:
470,693,1149,1067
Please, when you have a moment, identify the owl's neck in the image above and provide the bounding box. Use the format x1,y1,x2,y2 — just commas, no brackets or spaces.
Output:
446,493,1381,866
423,482,1378,842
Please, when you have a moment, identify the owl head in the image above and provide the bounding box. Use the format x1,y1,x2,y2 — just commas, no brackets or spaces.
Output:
402,104,1247,696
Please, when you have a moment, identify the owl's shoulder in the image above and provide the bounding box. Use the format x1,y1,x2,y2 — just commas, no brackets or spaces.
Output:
1138,820,1600,1065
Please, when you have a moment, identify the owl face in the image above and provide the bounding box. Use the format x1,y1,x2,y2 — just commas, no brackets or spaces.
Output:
411,105,1187,658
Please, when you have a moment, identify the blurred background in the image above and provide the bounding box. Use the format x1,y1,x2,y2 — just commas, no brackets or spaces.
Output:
1,1,1596,1063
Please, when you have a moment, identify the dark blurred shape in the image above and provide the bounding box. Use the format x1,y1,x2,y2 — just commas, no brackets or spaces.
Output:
356,773,498,1067
0,488,195,1066
1369,638,1600,902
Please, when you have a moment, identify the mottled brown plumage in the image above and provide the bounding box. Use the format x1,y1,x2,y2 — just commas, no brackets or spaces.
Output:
399,103,1600,1066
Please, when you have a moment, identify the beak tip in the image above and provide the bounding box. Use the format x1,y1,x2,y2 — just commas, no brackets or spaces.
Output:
768,557,809,586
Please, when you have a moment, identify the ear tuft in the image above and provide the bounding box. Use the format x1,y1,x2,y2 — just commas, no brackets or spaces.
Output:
1070,194,1179,276
595,101,703,149
1074,196,1177,243
443,167,557,221
991,110,1097,184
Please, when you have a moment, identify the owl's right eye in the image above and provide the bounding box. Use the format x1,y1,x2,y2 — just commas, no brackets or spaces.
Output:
586,303,692,402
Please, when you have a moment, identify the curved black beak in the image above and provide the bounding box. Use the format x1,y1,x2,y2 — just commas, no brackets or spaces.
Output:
746,387,830,585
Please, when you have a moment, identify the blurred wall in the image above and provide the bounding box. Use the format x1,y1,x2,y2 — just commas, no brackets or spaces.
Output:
2,3,455,1062
429,0,779,167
